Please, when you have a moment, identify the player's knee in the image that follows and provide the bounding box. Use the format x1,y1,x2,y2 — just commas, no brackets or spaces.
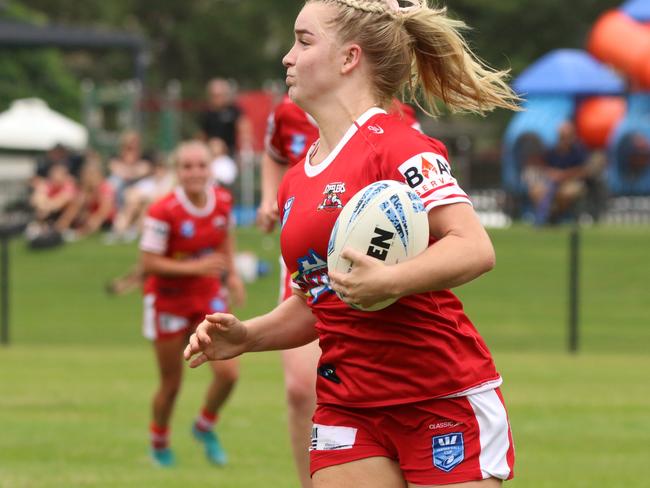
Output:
159,381,181,401
216,365,239,386
285,379,316,412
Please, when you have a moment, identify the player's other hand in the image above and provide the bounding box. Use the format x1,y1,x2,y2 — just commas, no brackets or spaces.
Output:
195,253,229,276
184,313,248,367
328,248,398,309
256,200,279,233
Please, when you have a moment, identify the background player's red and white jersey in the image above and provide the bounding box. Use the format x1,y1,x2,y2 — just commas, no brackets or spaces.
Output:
278,107,500,408
265,95,320,168
140,186,232,307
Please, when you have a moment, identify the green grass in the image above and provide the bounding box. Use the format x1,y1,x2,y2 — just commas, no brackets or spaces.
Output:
1,225,649,487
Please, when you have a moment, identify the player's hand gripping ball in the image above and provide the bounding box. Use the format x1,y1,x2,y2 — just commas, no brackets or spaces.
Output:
327,180,428,311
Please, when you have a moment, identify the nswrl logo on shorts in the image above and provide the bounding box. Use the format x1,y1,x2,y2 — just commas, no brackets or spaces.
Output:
432,432,465,472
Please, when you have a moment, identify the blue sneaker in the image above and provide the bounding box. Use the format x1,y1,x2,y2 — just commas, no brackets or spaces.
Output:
192,425,227,465
151,447,175,467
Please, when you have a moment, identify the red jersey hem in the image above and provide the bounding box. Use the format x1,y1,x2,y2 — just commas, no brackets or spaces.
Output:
317,375,503,408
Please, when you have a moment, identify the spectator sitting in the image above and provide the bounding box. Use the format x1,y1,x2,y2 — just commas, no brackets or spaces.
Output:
108,131,153,209
523,121,604,225
624,133,650,178
26,161,77,240
106,153,175,244
32,143,84,187
54,153,115,241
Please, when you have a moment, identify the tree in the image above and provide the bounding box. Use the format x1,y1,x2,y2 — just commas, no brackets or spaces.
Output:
0,2,81,118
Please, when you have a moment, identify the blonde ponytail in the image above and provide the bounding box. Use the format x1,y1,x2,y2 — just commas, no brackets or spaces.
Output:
402,5,520,115
310,0,521,115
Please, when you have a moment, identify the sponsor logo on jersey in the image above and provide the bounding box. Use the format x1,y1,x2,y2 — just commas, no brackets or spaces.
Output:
158,313,189,334
318,182,346,211
368,124,384,134
398,152,455,197
180,220,195,238
145,217,169,236
428,421,462,430
290,133,307,157
432,432,465,472
282,196,295,229
310,424,358,451
293,249,332,302
317,363,342,384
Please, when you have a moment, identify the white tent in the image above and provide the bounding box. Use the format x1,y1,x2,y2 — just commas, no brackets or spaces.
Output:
0,98,88,151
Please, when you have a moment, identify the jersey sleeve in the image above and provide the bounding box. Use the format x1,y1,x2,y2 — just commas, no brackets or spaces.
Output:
140,201,171,255
264,107,289,164
379,131,472,212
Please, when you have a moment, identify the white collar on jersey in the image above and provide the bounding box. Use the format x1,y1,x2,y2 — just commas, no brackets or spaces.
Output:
174,186,216,217
304,107,387,178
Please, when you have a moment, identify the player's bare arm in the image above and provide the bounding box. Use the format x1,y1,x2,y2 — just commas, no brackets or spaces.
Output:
257,152,287,232
141,250,229,278
184,294,317,367
329,203,495,308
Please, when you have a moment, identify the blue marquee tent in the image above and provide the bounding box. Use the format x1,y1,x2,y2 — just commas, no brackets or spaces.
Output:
512,49,625,96
621,0,650,22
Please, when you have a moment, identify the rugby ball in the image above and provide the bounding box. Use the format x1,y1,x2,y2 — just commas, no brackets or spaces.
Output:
327,180,429,311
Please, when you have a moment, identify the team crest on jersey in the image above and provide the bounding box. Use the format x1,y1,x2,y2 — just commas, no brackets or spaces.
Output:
432,432,465,473
398,152,455,197
290,133,307,157
210,296,227,313
317,182,346,211
180,220,195,238
282,197,295,229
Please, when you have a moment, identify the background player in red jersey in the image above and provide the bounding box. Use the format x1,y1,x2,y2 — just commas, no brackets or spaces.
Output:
258,94,320,487
188,0,520,486
257,94,421,488
140,140,244,467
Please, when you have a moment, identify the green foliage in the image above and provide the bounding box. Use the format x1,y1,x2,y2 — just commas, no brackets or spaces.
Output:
448,0,622,74
18,0,302,99
4,0,627,119
0,2,81,117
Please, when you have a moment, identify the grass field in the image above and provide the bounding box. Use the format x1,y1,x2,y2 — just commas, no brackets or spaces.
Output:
1,225,649,487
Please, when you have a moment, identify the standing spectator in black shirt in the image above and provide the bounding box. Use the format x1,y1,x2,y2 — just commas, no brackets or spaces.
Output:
197,78,253,158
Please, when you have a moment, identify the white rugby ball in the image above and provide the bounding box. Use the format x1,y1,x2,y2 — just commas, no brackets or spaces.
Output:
327,180,429,311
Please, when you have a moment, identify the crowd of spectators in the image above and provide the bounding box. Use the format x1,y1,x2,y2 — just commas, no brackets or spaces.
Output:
22,78,250,249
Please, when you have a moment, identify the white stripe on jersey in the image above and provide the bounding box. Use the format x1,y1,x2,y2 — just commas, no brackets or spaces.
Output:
467,389,513,480
423,196,473,212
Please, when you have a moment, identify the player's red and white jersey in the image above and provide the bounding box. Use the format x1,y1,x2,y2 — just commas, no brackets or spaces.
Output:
266,96,420,168
265,95,320,167
278,107,499,408
140,186,232,302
